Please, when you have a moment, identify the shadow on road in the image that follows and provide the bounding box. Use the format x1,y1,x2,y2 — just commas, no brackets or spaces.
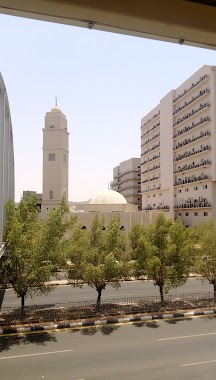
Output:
132,321,159,329
0,332,57,353
164,317,193,325
68,324,120,336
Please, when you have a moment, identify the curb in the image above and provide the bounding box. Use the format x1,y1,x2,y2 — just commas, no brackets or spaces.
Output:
1,309,216,336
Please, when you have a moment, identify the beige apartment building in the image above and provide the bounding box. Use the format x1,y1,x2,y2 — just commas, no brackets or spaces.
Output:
110,158,142,210
141,65,216,226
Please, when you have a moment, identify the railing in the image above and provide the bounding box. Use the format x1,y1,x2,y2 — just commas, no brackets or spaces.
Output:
174,159,211,174
141,153,160,165
173,116,210,139
173,145,211,163
141,132,160,147
173,102,210,128
173,88,210,116
0,291,215,325
142,164,160,174
173,74,208,103
141,143,160,156
173,131,210,151
141,122,160,138
141,111,160,128
174,202,211,209
174,174,211,186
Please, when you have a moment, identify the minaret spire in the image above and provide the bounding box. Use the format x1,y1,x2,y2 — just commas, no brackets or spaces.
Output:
55,96,57,107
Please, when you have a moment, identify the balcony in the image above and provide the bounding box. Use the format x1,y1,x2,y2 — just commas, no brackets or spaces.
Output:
173,74,208,104
173,145,211,163
173,88,210,116
174,174,211,187
141,164,160,174
141,132,160,147
173,102,210,128
141,153,160,165
142,185,161,193
174,159,211,174
141,175,160,184
144,205,170,211
141,111,160,128
141,121,160,138
173,130,210,151
141,143,160,157
173,116,210,139
174,197,211,209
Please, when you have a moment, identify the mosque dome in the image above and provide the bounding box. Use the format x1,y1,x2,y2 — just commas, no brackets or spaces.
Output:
90,190,127,205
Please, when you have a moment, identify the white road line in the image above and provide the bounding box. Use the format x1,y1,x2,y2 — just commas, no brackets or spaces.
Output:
0,349,74,360
180,359,216,367
158,332,216,341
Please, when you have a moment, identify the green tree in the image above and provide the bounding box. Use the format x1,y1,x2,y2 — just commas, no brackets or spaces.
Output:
130,214,192,303
3,196,76,311
67,213,130,306
193,219,216,292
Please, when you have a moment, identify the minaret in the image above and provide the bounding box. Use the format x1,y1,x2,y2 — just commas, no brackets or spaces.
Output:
41,104,69,216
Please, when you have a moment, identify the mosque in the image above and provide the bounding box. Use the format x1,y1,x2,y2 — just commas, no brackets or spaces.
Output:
38,105,169,232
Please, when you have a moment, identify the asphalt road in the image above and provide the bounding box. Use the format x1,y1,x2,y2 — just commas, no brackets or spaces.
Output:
1,315,216,379
1,278,212,308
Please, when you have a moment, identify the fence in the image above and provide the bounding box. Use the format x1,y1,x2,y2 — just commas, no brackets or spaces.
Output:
0,291,215,326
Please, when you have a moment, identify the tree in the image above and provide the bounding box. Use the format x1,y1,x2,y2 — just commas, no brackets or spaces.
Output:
3,195,76,311
130,214,192,303
193,219,216,292
67,213,131,306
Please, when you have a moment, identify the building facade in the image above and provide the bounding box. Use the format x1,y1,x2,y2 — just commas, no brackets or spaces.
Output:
0,74,14,252
141,65,216,226
41,106,69,217
110,158,142,210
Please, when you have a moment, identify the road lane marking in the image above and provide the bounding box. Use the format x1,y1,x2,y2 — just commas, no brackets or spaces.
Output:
158,332,216,341
0,349,74,360
180,359,216,367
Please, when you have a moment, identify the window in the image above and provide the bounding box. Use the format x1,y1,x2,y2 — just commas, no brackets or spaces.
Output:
178,189,181,193
48,153,55,161
148,195,150,198
153,194,155,197
159,193,162,196
194,186,198,191
49,190,53,200
204,212,208,216
178,213,182,216
185,188,189,192
186,212,189,216
203,184,208,189
63,154,66,163
194,212,198,216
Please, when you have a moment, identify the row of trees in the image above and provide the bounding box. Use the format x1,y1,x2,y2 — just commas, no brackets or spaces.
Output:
1,195,216,308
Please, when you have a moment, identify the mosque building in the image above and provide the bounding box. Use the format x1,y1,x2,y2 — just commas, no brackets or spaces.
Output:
38,104,168,231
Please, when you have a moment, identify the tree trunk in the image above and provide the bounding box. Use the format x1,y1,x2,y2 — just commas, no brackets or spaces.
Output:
21,295,25,319
213,282,216,301
159,285,165,305
96,288,102,312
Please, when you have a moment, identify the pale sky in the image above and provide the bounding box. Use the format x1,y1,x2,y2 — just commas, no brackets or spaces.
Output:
0,14,215,202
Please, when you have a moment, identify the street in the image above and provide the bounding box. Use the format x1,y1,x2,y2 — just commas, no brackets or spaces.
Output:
1,278,212,308
1,315,216,379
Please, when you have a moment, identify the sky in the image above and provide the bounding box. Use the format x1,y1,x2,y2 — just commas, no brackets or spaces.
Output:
0,14,216,202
